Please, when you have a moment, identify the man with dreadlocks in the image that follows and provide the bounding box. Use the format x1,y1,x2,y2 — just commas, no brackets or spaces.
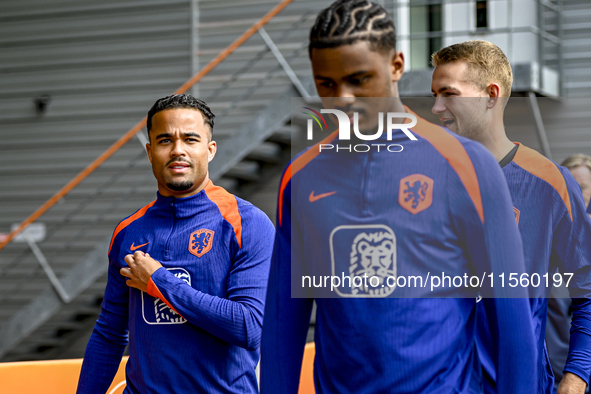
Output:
261,1,537,393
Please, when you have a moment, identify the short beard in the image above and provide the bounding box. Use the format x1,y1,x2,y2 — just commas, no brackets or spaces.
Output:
457,118,487,141
167,181,194,192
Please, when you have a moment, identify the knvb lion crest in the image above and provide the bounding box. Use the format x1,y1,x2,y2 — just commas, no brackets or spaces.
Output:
399,174,434,214
153,271,190,323
349,230,397,297
142,267,190,325
189,229,214,258
329,224,398,298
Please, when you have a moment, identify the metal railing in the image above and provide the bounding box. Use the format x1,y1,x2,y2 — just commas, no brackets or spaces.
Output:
0,0,324,359
0,0,296,254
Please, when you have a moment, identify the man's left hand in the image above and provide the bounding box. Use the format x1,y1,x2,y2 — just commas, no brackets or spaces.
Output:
120,251,163,292
557,372,587,394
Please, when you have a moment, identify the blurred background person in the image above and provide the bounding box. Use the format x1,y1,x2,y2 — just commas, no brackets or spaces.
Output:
546,153,591,392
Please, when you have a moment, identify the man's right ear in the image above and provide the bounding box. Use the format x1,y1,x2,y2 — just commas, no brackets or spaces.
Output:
146,143,152,164
390,51,405,83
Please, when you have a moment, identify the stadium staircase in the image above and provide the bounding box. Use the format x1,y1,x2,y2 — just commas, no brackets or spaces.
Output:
0,0,326,362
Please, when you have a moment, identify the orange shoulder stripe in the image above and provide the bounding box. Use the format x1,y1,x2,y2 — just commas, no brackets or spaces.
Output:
108,200,156,254
204,180,243,248
278,130,339,226
512,143,572,221
405,107,485,223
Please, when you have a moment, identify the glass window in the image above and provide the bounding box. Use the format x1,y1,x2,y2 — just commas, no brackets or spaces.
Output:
409,3,442,69
476,0,488,29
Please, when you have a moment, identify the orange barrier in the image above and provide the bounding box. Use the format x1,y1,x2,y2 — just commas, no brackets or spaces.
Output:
298,342,316,394
0,356,127,394
0,343,315,393
0,0,294,253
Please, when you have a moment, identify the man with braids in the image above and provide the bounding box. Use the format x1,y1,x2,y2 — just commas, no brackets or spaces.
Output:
77,94,274,393
261,1,536,393
431,41,591,394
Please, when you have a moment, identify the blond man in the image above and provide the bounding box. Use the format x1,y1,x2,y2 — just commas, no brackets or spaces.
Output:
431,40,591,394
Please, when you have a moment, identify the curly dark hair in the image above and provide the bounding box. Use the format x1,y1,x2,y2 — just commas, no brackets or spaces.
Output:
147,94,215,135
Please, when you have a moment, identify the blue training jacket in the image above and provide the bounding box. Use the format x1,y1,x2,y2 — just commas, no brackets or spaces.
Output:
261,109,537,394
476,143,591,394
77,181,274,394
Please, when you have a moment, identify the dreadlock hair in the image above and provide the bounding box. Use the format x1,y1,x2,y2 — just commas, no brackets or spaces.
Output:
147,94,215,136
309,0,396,57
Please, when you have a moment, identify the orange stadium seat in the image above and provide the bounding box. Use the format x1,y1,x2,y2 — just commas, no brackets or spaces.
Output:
0,356,128,394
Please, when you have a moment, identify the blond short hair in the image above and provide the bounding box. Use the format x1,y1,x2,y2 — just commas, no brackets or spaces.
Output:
561,153,591,172
431,40,513,97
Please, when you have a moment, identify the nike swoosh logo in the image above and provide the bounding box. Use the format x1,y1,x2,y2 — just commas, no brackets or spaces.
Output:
309,190,337,202
130,242,150,251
